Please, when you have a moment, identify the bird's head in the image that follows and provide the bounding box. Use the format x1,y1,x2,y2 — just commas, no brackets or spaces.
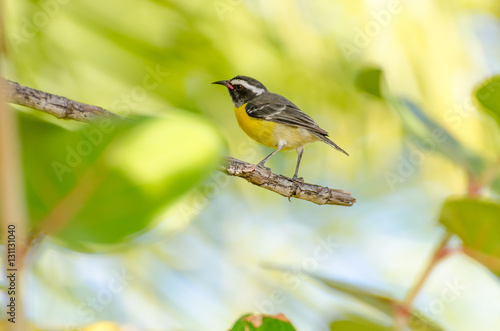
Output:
212,75,268,107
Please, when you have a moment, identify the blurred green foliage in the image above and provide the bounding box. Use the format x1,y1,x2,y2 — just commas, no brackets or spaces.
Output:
314,276,443,331
475,75,500,129
2,0,500,330
439,198,500,256
439,198,500,276
19,113,222,251
330,319,390,331
229,313,297,331
355,68,383,99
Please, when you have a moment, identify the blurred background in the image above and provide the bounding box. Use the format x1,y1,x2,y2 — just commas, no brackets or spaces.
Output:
1,0,500,330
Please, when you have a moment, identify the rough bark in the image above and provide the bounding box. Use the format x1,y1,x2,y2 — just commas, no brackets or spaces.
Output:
3,78,124,123
219,157,356,206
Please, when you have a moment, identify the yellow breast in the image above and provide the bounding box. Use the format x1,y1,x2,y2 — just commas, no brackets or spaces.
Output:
234,103,318,151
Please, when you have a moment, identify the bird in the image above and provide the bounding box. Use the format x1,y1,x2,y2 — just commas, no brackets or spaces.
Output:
213,75,348,181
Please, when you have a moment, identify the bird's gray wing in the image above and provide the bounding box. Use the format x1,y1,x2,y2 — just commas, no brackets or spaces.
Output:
245,93,329,135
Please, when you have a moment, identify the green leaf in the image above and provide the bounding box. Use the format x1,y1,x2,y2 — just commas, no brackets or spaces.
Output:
355,67,383,98
475,75,500,128
315,278,395,316
312,277,444,331
395,99,486,176
19,112,223,251
438,198,500,276
330,319,390,331
229,313,297,331
492,177,500,196
439,198,500,256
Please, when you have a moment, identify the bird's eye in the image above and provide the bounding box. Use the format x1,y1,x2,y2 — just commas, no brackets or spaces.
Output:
234,84,243,90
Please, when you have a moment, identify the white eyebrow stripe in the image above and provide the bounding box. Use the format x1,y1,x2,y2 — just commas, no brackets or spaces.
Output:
230,79,265,96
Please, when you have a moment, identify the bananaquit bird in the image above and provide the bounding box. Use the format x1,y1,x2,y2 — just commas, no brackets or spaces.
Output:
213,75,348,180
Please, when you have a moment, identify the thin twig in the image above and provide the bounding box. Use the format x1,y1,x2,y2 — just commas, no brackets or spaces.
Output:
3,78,125,123
219,157,356,206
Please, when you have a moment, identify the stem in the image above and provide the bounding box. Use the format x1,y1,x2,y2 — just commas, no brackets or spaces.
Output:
478,157,500,188
463,247,500,272
394,232,452,330
467,172,482,198
0,77,28,331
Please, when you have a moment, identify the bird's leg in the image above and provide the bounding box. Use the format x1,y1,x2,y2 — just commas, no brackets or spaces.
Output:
293,146,304,182
257,140,286,171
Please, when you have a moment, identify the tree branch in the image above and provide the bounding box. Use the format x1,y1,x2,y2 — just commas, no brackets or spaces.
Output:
219,157,356,206
3,78,125,123
4,78,356,206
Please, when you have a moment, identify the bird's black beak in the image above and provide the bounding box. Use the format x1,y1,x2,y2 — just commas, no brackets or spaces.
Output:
212,80,229,87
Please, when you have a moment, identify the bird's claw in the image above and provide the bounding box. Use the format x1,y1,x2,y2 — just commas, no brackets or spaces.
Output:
292,176,304,183
257,164,271,172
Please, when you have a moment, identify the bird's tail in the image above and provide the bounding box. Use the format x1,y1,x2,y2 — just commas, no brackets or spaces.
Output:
312,132,349,156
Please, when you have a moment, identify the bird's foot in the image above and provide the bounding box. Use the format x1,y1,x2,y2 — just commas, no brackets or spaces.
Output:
257,163,271,172
292,175,304,183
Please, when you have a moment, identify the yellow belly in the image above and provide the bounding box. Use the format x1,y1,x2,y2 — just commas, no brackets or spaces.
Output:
234,103,318,151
